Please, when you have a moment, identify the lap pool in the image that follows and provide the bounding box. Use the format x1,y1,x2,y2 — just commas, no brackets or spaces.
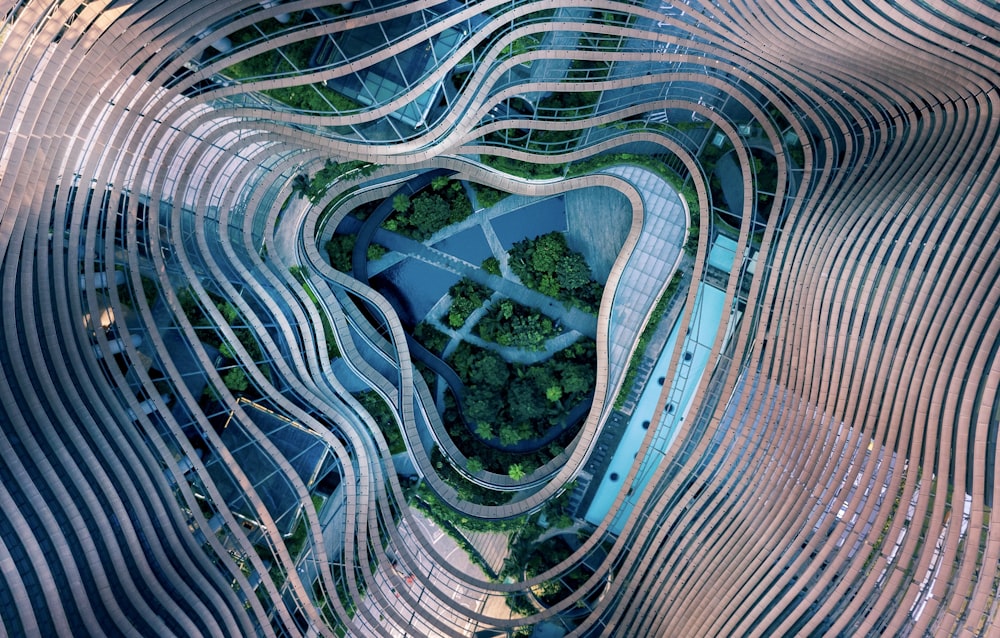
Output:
585,283,729,534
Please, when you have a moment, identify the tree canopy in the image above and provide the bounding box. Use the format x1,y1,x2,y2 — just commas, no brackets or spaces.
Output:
392,193,411,213
508,231,601,313
476,301,560,351
446,338,596,453
381,183,473,241
447,278,492,328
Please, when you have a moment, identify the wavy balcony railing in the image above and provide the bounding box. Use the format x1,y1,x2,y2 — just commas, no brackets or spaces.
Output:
1,1,999,637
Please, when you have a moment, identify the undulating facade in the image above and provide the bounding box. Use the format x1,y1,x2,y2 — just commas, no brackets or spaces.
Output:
1,1,999,636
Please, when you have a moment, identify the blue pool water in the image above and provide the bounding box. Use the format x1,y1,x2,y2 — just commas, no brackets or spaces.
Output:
371,258,460,324
433,226,492,264
586,284,729,532
490,197,566,248
707,235,738,272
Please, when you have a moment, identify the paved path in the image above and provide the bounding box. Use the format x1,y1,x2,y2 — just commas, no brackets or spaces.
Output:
342,216,598,339
349,167,452,277
598,165,688,402
341,165,688,444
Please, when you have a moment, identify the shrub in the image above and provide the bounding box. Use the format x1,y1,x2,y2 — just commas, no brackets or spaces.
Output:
446,278,491,328
482,256,501,275
470,183,508,209
508,232,601,313
476,300,560,350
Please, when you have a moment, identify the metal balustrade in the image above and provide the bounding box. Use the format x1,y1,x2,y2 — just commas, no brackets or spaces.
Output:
1,0,999,636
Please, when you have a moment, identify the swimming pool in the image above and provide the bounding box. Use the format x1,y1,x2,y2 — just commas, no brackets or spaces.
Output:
707,235,738,272
490,196,566,248
432,225,492,264
586,284,729,533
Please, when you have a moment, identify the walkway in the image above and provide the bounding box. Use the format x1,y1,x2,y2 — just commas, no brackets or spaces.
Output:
340,165,687,431
598,165,688,406
341,216,598,339
417,290,583,365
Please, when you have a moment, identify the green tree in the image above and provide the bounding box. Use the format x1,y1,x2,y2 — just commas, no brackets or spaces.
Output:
223,367,249,392
447,310,465,329
557,252,592,290
392,194,411,213
506,232,600,313
526,365,558,393
511,313,556,350
560,362,594,395
499,425,525,446
471,183,508,208
545,385,563,402
482,256,501,275
447,278,490,328
367,243,387,261
431,175,450,191
530,232,567,273
498,299,514,319
449,342,479,379
468,352,509,389
466,458,483,474
508,464,526,481
409,193,452,239
475,421,494,440
508,380,546,423
467,390,504,425
538,273,560,297
477,305,557,351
